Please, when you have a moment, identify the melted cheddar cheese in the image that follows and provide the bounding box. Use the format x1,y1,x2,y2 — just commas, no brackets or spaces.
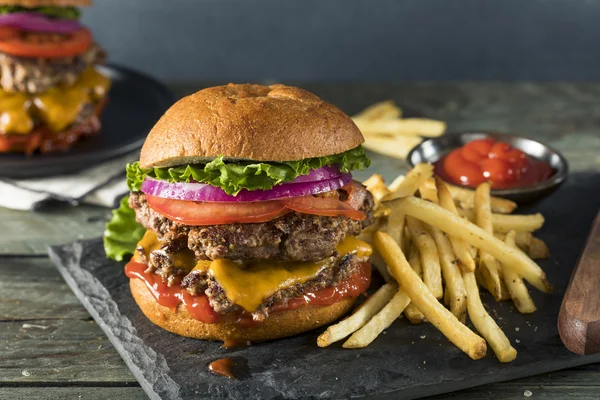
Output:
134,231,372,313
0,67,110,135
133,230,205,273
211,237,372,312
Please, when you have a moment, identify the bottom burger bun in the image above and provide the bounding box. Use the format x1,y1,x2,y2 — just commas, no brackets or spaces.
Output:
130,276,361,342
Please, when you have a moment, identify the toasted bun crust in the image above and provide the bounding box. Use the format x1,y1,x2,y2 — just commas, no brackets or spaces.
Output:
139,83,364,169
130,277,357,342
0,0,91,6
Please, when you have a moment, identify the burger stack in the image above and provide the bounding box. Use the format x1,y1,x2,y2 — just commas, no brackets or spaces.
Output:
105,84,376,342
0,0,109,154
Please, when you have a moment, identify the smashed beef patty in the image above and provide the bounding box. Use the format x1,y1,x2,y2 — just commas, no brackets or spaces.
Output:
0,44,105,94
129,182,374,263
135,244,368,321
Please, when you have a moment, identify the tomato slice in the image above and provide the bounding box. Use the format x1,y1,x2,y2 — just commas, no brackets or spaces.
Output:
0,26,92,58
286,196,366,221
0,26,18,41
145,194,290,225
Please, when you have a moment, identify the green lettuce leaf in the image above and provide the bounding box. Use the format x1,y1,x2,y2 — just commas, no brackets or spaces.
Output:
103,196,145,261
127,145,371,195
0,6,81,19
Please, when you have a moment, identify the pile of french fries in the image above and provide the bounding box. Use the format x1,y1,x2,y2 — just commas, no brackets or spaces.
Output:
352,101,446,159
318,164,552,363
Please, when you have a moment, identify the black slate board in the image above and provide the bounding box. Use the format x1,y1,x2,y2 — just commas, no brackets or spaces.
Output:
48,173,600,400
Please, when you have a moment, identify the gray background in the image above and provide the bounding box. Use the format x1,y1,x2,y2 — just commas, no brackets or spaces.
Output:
83,0,599,83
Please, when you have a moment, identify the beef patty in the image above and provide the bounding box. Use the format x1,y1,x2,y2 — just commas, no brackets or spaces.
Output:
135,243,368,321
0,44,105,94
129,181,374,263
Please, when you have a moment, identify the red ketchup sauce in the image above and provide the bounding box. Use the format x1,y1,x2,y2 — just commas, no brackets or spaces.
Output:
124,261,220,323
434,138,554,189
125,261,371,325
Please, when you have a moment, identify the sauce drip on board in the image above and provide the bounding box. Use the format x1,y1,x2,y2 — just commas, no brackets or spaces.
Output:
434,138,554,189
221,340,251,349
208,358,236,379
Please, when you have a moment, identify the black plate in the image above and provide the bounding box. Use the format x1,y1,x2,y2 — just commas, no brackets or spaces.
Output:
0,65,174,179
48,173,600,400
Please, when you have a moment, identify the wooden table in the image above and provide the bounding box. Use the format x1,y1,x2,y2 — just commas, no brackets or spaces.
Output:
1,83,599,400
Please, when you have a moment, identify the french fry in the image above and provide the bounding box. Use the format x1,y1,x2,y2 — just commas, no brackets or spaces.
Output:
363,174,391,204
383,163,434,201
502,231,536,314
529,236,550,259
354,118,446,138
343,288,411,348
458,208,545,233
385,210,405,252
370,249,394,283
387,174,405,192
383,163,434,250
352,100,402,121
404,247,426,324
435,177,477,272
318,282,398,347
463,271,517,362
406,216,443,299
418,181,439,204
424,179,517,214
373,231,487,360
362,135,422,160
401,225,412,255
427,225,467,323
475,183,505,301
384,197,552,293
363,173,384,189
496,232,550,260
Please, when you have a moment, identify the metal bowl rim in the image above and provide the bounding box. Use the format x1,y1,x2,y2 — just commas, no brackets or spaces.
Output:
406,131,569,196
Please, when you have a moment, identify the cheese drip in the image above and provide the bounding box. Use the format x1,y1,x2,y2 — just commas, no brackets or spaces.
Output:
0,67,110,135
133,230,208,272
133,230,372,313
210,237,372,312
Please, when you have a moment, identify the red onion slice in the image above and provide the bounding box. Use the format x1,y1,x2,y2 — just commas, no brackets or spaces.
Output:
141,173,352,203
291,165,342,183
0,13,81,33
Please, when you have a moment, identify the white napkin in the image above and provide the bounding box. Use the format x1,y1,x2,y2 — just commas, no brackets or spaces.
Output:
0,152,137,210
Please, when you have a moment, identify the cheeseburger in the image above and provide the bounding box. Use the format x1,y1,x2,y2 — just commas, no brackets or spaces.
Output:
0,0,110,153
105,84,375,342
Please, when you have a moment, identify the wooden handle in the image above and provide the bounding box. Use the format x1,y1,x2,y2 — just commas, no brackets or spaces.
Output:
558,214,600,355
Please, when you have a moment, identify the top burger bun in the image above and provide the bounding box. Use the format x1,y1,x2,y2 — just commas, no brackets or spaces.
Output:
140,83,365,169
0,0,91,6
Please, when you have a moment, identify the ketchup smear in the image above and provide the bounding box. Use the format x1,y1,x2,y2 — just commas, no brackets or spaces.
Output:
434,138,554,189
124,261,371,325
125,261,220,323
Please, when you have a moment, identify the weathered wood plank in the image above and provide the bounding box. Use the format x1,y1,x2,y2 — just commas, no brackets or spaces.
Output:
0,257,90,320
0,319,135,384
0,203,108,255
431,385,600,399
3,381,600,400
0,387,147,400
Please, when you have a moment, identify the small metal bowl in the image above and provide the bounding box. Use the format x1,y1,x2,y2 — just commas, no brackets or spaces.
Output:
406,132,569,204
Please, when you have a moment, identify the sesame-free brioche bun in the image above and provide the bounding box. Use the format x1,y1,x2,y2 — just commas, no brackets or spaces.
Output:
139,83,364,169
0,0,91,6
129,275,358,342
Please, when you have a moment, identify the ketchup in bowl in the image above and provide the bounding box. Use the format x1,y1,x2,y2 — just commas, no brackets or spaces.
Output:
434,138,554,189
